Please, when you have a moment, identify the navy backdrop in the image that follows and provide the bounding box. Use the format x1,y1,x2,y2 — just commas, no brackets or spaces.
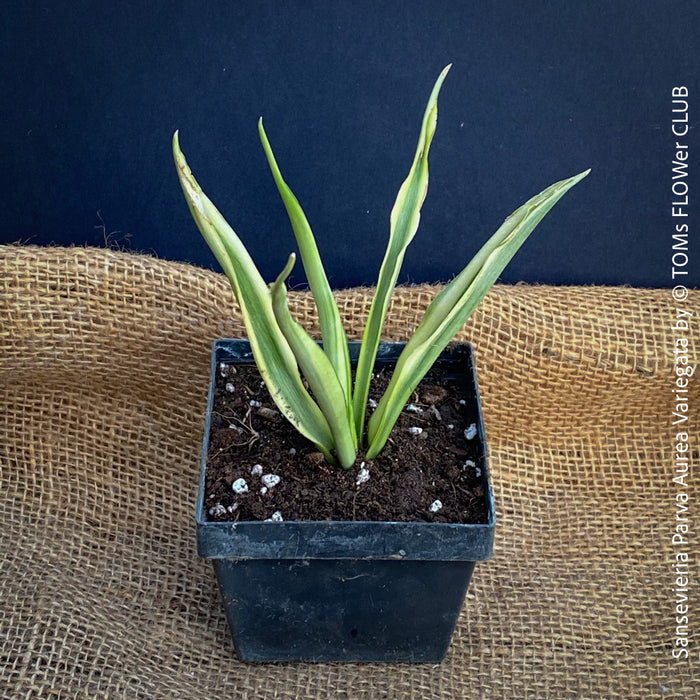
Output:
1,1,697,288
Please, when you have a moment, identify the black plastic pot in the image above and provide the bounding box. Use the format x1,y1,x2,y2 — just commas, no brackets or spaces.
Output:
196,339,496,663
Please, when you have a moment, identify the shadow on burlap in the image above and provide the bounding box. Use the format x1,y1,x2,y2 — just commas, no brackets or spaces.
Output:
1,245,697,699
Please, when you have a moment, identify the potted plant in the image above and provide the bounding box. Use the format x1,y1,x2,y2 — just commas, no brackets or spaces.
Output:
174,65,588,662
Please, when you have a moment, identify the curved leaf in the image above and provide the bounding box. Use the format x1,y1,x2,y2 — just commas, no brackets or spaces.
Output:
270,254,357,469
353,64,451,439
258,118,353,425
366,169,590,458
173,132,335,459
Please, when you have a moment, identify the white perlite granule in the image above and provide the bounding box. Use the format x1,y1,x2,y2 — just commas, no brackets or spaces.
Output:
408,426,423,436
464,423,477,440
429,500,443,513
356,467,370,486
250,464,263,476
232,478,249,494
261,474,281,488
265,511,283,522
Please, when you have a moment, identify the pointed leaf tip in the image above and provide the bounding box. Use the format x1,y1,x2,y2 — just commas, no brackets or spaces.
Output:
274,252,296,286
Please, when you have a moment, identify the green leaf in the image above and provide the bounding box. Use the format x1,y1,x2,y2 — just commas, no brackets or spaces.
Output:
270,254,357,469
258,118,354,428
353,64,451,439
366,169,590,458
172,131,336,461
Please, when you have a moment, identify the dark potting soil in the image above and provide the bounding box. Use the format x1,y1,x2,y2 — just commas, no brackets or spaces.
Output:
204,362,488,524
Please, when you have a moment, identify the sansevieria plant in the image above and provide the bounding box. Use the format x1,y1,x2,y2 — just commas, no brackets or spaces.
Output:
174,65,588,469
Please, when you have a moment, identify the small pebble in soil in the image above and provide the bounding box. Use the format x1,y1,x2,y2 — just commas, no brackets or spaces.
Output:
459,399,466,405
249,400,262,408
257,407,278,420
408,426,423,436
209,504,227,517
464,423,477,440
475,467,482,477
429,500,443,513
447,423,454,430
261,473,281,488
421,387,448,404
219,362,228,377
225,382,235,393
289,447,297,456
265,511,283,522
368,398,378,409
465,459,475,468
406,403,423,413
227,503,238,513
356,466,370,486
305,452,325,467
260,486,268,495
232,478,249,494
428,405,442,421
250,464,263,476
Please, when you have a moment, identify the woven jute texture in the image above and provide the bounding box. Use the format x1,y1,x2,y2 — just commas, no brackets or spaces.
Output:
1,244,697,698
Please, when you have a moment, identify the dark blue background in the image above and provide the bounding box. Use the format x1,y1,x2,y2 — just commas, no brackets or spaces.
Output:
1,1,697,288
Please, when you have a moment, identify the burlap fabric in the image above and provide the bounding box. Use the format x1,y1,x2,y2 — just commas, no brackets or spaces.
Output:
1,244,697,698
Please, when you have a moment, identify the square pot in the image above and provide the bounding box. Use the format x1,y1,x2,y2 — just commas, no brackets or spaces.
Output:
196,339,496,663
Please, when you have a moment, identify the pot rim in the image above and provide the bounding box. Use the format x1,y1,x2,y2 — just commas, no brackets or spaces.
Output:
196,339,496,562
